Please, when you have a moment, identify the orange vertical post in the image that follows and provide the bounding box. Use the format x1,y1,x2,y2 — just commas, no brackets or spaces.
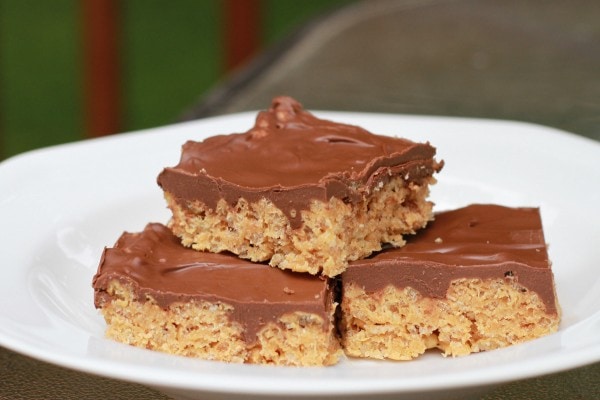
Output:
223,0,262,72
82,0,121,137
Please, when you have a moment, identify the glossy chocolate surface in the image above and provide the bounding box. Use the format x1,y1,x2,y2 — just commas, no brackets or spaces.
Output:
93,223,333,341
343,204,558,314
157,96,442,227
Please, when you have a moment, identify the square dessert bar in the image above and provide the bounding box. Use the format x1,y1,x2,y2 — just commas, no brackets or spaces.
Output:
157,96,443,277
340,204,560,360
93,223,341,366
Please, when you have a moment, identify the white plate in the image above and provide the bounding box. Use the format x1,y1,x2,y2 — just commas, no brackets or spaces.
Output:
0,112,599,400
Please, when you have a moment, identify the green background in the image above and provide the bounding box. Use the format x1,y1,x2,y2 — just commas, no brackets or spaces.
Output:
0,0,352,159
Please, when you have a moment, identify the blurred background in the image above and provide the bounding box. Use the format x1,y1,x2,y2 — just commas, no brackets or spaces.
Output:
0,0,354,160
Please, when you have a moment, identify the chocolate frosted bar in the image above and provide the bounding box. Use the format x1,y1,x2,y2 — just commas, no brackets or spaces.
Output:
340,204,560,360
93,223,341,366
158,96,443,276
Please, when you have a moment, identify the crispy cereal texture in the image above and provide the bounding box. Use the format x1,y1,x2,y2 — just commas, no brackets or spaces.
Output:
98,281,342,366
340,279,560,360
165,176,436,277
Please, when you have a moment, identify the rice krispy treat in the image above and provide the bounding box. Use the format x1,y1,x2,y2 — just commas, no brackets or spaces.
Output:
340,204,560,360
93,223,341,366
157,96,443,277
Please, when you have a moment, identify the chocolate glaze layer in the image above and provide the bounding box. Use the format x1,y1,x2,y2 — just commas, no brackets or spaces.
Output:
157,96,443,228
343,204,558,314
93,223,334,343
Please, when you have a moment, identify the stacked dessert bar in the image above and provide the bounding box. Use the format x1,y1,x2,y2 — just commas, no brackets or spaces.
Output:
93,97,560,366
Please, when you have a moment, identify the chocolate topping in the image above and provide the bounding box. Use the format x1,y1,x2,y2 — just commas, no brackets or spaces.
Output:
343,204,558,314
92,223,333,342
157,96,442,228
